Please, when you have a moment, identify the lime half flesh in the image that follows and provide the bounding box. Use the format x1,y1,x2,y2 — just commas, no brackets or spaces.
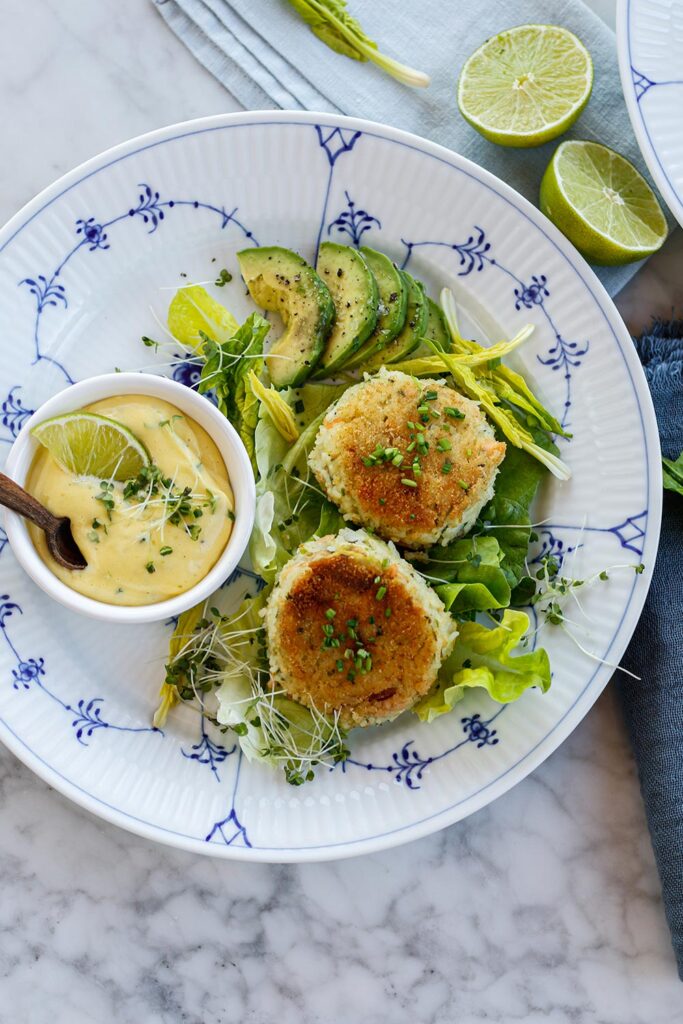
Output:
458,24,593,147
540,140,667,264
32,412,151,480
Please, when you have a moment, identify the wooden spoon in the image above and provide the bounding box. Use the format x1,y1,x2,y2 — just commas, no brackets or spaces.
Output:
0,471,87,570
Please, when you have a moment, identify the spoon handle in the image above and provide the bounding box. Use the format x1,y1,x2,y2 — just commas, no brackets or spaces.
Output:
0,472,59,531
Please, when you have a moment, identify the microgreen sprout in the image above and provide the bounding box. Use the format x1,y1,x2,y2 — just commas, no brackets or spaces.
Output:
526,546,645,679
163,596,349,784
120,463,215,539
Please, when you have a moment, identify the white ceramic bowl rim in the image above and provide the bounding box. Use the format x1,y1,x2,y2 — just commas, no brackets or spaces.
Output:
3,372,256,624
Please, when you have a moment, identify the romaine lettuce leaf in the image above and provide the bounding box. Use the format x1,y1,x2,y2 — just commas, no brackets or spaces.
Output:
413,609,551,722
197,312,271,473
249,380,350,581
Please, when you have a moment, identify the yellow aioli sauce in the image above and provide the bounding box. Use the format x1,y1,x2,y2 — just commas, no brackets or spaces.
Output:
26,396,234,606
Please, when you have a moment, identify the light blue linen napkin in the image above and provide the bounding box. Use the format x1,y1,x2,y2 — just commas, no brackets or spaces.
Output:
152,0,673,296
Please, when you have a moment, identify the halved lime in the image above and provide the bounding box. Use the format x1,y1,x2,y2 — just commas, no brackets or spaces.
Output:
32,412,151,480
540,140,667,264
458,24,593,147
168,285,239,351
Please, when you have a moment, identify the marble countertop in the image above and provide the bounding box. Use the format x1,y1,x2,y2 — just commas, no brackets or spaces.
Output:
0,2,681,1021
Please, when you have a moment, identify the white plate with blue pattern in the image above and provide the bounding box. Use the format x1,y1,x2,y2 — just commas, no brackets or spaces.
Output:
0,112,661,862
618,0,683,227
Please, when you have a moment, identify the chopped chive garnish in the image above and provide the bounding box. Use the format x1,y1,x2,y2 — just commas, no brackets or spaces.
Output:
445,406,465,420
442,460,453,474
379,497,386,505
145,561,155,574
376,586,387,601
227,510,235,521
458,479,470,491
160,546,173,556
391,453,403,467
406,441,416,453
401,478,418,488
336,659,344,671
424,390,438,401
325,608,336,619
385,607,392,618
437,437,452,452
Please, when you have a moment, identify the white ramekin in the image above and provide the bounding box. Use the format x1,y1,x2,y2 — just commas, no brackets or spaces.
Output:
3,373,256,624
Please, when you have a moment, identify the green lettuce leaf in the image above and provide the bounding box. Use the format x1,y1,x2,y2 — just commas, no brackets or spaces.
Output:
480,431,557,590
413,610,551,722
249,379,349,582
663,451,683,496
197,312,270,473
423,536,511,613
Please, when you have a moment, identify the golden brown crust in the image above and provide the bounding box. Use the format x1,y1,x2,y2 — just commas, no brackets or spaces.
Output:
270,551,442,728
311,374,506,548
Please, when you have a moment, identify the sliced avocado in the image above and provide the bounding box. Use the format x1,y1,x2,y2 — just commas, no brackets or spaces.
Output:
411,297,451,358
312,242,379,378
342,247,409,370
237,246,335,389
358,272,428,371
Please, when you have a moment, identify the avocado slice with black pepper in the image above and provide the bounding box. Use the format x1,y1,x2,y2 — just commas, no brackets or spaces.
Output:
357,271,428,370
237,246,335,389
342,247,409,370
312,242,379,378
411,296,451,358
